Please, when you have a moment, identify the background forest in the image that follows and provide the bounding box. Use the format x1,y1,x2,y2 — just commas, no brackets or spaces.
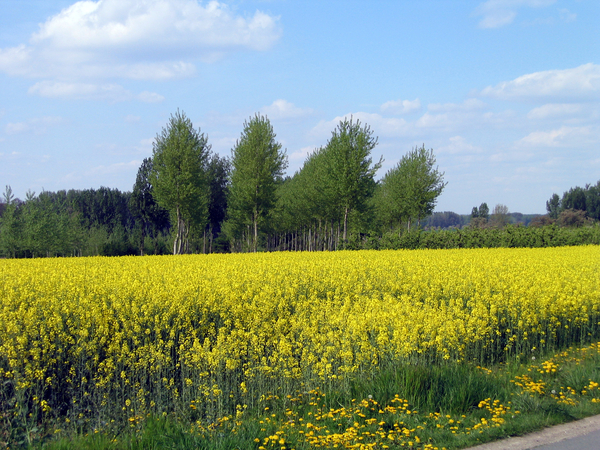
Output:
1,111,599,258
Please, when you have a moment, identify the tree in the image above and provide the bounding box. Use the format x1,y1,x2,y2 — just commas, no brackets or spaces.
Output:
205,154,230,252
3,185,14,205
130,158,170,255
546,193,560,219
478,203,489,219
150,110,211,255
0,186,21,257
226,114,287,252
585,180,600,221
325,117,382,241
557,209,588,227
490,203,510,228
377,145,446,231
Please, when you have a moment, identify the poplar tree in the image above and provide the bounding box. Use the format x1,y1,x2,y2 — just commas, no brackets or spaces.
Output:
377,145,446,231
150,110,210,255
325,117,381,242
226,114,287,252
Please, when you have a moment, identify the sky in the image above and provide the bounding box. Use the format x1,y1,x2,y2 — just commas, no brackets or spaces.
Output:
0,0,599,214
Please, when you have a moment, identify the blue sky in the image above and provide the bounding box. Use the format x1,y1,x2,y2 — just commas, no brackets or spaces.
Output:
1,0,599,214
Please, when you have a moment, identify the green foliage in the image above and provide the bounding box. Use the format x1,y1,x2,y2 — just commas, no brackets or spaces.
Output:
324,117,381,241
374,224,600,250
225,114,287,252
546,179,600,221
150,110,211,254
130,158,170,255
376,144,446,232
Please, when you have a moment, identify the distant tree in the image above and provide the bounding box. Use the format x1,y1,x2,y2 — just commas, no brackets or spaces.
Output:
426,211,461,229
529,215,555,228
225,114,287,252
471,207,479,219
584,180,600,221
490,204,510,228
557,209,588,227
562,186,587,212
150,110,211,255
478,202,489,219
546,193,561,219
325,117,382,241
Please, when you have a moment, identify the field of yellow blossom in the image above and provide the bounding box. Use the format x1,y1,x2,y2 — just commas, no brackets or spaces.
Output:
1,246,599,443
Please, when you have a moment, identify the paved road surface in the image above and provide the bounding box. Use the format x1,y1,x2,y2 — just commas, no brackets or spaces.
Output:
466,415,600,450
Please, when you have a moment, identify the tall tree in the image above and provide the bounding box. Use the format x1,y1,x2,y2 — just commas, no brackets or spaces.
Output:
206,154,230,251
377,145,446,231
0,186,22,257
325,117,381,241
490,203,510,228
546,193,561,219
130,158,170,255
226,114,287,252
150,110,211,255
478,202,489,219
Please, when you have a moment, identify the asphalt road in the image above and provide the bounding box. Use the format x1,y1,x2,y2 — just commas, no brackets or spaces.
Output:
466,415,600,450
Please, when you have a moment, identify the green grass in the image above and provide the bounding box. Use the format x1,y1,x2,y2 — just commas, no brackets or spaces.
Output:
16,341,600,450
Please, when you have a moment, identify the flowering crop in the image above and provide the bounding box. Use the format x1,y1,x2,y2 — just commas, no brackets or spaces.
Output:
0,247,599,433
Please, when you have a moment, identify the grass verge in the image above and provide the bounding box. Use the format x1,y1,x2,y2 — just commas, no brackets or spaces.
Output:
20,341,600,450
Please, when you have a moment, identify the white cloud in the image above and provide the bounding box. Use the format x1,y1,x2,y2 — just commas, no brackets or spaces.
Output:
517,125,598,147
124,115,140,123
28,81,133,101
289,146,314,161
559,8,576,23
428,98,487,112
380,98,421,115
526,103,583,119
473,0,556,29
5,116,65,135
437,136,483,155
311,113,409,139
5,122,29,135
140,138,154,146
88,160,141,175
0,0,281,81
27,80,164,103
137,91,164,103
479,63,600,101
261,99,313,120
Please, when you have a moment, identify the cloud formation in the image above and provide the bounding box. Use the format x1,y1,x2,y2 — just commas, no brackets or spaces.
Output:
479,63,600,100
473,0,556,29
380,98,421,115
261,99,313,121
5,116,65,135
27,81,164,102
0,0,281,81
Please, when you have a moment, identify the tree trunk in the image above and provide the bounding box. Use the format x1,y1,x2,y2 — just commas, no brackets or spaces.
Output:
343,206,349,242
253,210,258,253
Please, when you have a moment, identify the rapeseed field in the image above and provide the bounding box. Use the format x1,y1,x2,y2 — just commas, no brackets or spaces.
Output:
1,247,599,448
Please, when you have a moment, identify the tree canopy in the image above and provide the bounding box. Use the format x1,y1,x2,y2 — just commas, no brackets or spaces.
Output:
149,110,211,254
225,114,287,252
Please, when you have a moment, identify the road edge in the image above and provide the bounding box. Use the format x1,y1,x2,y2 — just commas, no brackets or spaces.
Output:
466,414,600,449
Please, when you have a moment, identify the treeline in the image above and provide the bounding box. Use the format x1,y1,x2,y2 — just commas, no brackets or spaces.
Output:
545,181,600,225
0,185,169,258
1,110,599,257
347,223,600,250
